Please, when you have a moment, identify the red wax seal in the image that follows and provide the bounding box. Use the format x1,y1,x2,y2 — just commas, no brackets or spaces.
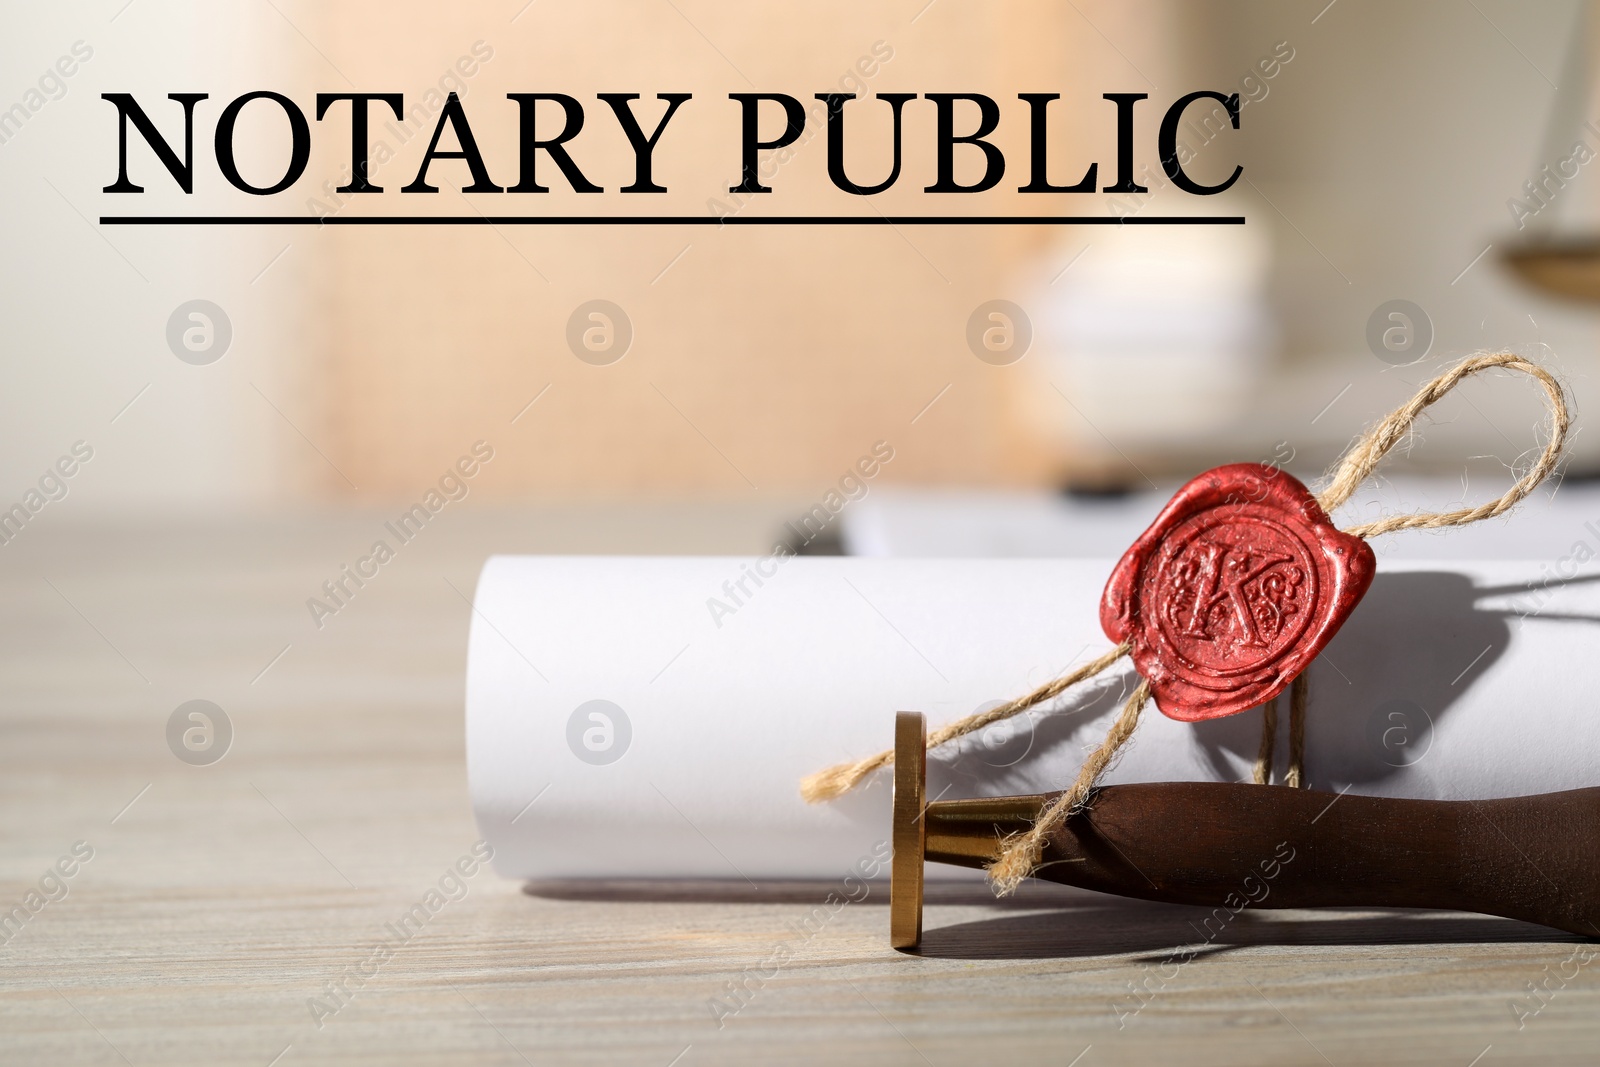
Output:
1101,463,1375,722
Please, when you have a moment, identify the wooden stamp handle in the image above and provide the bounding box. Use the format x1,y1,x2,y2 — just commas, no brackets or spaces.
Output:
890,712,1600,949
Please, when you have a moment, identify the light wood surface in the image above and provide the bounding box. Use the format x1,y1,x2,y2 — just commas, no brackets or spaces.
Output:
2,509,1597,1066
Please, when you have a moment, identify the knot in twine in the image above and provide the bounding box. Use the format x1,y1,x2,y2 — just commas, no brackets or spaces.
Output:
799,352,1570,894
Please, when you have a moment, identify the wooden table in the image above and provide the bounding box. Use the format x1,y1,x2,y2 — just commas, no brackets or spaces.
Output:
1,508,1594,1065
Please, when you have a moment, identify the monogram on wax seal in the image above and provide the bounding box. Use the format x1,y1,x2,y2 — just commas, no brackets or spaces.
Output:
1100,463,1375,722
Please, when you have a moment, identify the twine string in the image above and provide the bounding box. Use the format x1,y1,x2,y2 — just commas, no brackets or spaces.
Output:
798,642,1130,804
799,352,1569,894
1314,353,1569,533
987,680,1149,893
1283,672,1309,790
1252,695,1278,787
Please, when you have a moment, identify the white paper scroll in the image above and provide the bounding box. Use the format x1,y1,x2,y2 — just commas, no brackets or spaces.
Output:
466,556,1600,881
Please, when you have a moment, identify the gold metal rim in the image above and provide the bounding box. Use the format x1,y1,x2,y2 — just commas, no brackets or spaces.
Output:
890,710,926,951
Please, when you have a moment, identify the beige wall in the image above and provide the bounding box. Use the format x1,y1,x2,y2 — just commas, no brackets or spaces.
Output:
309,0,1115,497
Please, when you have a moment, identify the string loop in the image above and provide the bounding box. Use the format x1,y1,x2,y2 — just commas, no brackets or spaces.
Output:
1318,352,1568,537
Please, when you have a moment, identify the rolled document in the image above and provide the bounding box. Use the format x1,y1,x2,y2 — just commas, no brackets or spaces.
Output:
466,556,1600,881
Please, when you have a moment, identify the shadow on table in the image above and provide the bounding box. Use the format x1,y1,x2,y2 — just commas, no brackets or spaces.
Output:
525,880,1587,960
523,878,1050,908
912,899,1590,961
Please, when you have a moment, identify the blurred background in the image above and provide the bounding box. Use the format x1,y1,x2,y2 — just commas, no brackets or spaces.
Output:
4,0,1597,525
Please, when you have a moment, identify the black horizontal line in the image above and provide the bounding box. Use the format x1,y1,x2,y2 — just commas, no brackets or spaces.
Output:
99,215,1245,226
